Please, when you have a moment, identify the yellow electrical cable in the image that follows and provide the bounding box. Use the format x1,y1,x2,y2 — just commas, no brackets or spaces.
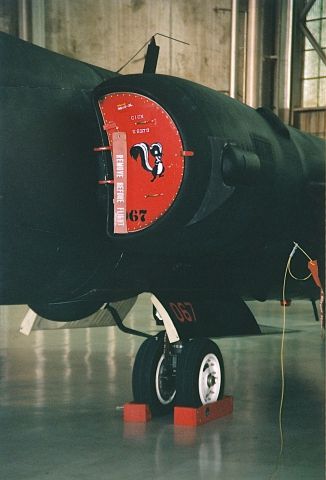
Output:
279,256,290,457
270,242,314,479
269,255,291,480
295,243,313,262
287,243,312,281
288,265,312,281
279,243,313,456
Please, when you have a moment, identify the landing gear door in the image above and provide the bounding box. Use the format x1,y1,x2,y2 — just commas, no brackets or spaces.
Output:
151,290,261,340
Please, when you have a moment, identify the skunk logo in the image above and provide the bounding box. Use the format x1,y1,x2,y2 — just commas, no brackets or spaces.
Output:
130,142,165,182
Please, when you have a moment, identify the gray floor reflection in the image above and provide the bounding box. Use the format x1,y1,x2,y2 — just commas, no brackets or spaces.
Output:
34,330,46,407
0,296,324,480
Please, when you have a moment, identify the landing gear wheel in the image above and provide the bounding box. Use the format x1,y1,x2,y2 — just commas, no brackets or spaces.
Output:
176,338,224,408
132,332,176,416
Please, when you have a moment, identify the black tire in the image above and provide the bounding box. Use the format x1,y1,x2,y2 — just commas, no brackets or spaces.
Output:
176,338,224,408
132,332,176,416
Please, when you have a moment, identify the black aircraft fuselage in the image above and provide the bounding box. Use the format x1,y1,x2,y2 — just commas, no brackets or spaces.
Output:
0,32,324,340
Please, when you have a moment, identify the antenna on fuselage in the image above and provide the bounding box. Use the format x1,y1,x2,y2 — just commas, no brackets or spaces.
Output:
116,33,189,74
143,36,160,74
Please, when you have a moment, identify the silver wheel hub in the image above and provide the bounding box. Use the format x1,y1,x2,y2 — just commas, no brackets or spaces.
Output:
198,353,222,404
155,354,176,405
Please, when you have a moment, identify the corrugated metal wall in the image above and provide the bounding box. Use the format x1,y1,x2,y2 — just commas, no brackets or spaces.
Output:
1,0,325,138
0,0,249,95
45,0,234,91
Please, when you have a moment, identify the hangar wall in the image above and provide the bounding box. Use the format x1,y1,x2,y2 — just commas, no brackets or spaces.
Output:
0,0,325,137
0,0,247,96
0,0,18,36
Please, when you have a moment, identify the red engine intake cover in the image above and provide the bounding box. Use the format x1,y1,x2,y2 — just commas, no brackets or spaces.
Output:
98,92,185,233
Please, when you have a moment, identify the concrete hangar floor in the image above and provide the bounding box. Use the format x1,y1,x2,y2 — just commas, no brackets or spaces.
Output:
0,294,324,480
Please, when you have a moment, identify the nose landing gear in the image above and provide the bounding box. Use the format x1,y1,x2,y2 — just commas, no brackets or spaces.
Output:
132,332,224,415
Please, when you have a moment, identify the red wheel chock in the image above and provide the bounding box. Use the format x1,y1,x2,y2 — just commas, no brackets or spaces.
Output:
174,396,233,426
123,402,152,423
123,396,233,425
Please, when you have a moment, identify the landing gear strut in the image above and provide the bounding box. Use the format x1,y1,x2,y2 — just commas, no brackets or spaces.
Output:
132,332,224,415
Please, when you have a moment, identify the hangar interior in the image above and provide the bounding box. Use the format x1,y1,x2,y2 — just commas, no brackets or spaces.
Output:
0,1,325,479
1,0,326,136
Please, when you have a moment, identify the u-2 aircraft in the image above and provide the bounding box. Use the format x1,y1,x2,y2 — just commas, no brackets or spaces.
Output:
0,32,324,415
